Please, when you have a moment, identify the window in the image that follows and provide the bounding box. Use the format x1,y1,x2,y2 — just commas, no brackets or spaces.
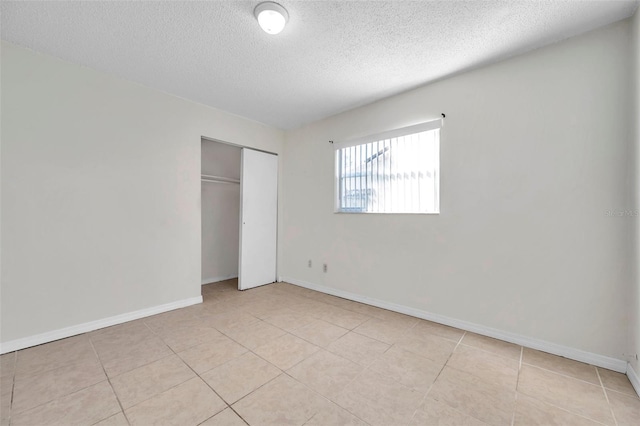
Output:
335,119,441,214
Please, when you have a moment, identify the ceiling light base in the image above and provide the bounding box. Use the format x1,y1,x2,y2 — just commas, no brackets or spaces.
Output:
254,2,289,35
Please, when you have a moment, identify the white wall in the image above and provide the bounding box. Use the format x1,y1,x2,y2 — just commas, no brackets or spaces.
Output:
281,21,633,362
630,9,640,377
0,42,284,348
201,140,241,284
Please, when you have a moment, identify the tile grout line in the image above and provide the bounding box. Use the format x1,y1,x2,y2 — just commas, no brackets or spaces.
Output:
454,331,466,350
224,372,283,410
280,367,372,426
151,312,262,425
221,304,380,380
144,302,252,425
301,411,320,426
267,320,384,425
205,317,315,375
460,342,612,426
286,369,372,426
288,287,385,325
289,326,350,349
97,316,229,421
347,314,430,348
408,331,469,425
225,405,251,426
516,380,616,424
511,346,524,426
411,332,482,421
456,340,521,361
11,350,106,381
437,328,465,372
12,337,124,422
516,390,615,426
141,319,233,418
192,301,326,377
522,362,615,388
7,351,17,426
87,336,132,426
140,305,301,425
596,367,618,426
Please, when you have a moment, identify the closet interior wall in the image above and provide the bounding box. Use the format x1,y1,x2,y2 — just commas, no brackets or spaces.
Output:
201,139,241,285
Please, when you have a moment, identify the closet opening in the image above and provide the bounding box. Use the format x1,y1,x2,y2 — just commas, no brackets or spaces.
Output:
201,138,278,294
201,138,241,292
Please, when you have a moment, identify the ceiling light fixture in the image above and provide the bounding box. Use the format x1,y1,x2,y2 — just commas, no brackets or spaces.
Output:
254,2,289,35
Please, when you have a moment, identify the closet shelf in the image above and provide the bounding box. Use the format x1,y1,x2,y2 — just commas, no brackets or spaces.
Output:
201,174,240,185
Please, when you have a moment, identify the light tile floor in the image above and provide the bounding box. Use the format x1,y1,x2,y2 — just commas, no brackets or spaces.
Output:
1,279,638,425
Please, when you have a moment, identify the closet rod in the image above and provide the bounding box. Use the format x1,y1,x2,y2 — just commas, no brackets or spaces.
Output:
201,174,240,185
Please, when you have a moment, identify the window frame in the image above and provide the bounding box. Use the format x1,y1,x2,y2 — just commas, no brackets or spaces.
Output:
333,118,442,215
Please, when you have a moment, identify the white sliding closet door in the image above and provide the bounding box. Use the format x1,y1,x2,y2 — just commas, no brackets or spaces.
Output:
238,148,278,290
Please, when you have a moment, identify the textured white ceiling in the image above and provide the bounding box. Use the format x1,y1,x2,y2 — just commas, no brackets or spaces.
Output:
1,1,638,129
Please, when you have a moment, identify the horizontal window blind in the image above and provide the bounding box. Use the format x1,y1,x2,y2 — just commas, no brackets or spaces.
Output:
335,121,440,214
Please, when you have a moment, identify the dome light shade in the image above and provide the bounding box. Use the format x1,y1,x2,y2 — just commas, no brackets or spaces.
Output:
254,2,288,35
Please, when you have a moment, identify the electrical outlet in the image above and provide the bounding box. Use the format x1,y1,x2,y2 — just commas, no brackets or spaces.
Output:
323,263,328,273
308,260,312,268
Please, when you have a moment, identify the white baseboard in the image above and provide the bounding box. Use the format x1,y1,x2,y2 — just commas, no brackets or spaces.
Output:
202,275,238,285
627,363,640,397
0,296,203,354
281,277,627,373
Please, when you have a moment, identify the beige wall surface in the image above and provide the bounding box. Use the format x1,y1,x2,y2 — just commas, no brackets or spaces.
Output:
281,21,634,361
0,41,284,345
